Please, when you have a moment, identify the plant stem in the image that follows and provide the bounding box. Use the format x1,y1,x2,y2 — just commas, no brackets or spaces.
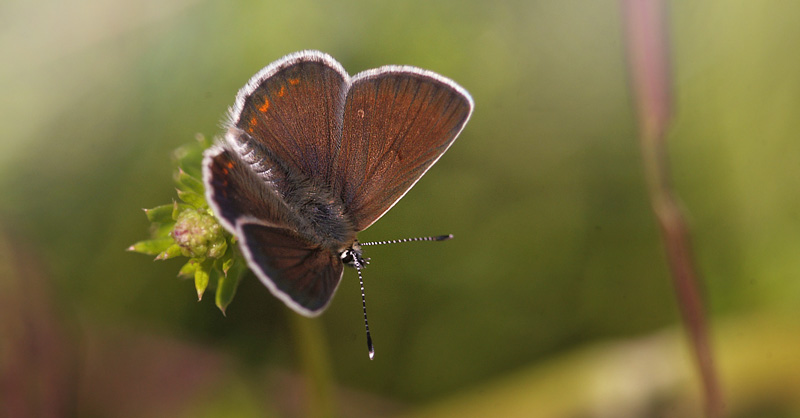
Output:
289,312,337,418
622,1,724,416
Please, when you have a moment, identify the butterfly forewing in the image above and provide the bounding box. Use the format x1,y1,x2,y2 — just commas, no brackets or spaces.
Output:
237,220,344,315
335,69,473,231
232,52,348,187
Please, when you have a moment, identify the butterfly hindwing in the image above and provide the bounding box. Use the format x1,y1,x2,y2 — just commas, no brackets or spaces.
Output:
236,219,344,315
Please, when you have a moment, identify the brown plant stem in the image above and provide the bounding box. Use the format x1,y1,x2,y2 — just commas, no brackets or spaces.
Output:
621,0,724,416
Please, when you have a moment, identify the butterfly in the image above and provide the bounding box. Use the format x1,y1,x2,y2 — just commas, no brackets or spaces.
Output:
202,51,473,357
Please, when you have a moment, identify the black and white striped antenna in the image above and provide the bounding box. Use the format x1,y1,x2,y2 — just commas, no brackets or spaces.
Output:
360,234,453,247
355,234,453,360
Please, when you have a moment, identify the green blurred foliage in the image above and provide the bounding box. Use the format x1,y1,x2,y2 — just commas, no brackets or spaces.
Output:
1,0,798,416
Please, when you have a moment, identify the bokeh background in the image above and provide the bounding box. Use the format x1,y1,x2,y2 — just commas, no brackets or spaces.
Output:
2,1,799,417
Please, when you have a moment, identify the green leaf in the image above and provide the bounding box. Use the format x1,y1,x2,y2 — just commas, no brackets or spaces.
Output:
176,189,206,209
195,262,211,300
144,205,175,223
128,237,174,255
173,134,212,178
221,256,234,275
170,202,194,221
207,238,227,259
216,258,246,315
152,221,175,238
155,243,183,260
178,260,199,278
176,167,205,195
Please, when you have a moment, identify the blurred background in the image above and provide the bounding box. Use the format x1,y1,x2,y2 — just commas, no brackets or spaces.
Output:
1,1,799,417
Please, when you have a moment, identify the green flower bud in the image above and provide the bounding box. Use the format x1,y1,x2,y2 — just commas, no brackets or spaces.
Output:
171,209,227,259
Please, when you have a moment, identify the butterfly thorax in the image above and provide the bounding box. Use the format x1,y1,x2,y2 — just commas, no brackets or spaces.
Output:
229,128,358,250
293,193,358,251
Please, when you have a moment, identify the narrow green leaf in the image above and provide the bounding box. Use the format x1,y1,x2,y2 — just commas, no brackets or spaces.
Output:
144,205,175,223
216,258,246,315
171,200,194,220
177,189,206,209
195,263,210,300
173,135,211,178
172,200,181,221
153,221,176,238
176,168,205,195
221,256,234,276
155,243,183,260
208,238,227,259
178,260,199,278
128,237,174,255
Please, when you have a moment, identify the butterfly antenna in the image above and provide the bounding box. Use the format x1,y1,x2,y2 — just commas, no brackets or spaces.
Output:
354,234,452,360
354,259,375,360
360,234,453,246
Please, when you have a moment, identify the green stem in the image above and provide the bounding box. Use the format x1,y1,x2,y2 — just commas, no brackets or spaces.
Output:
289,312,336,418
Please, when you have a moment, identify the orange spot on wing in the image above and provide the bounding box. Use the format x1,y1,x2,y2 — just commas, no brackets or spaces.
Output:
259,98,270,113
277,85,286,97
226,161,234,169
288,78,300,85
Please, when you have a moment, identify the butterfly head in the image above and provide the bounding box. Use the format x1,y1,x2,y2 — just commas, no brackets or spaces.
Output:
340,241,369,269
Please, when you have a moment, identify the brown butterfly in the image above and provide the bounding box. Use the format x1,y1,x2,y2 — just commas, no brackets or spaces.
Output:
203,51,473,358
